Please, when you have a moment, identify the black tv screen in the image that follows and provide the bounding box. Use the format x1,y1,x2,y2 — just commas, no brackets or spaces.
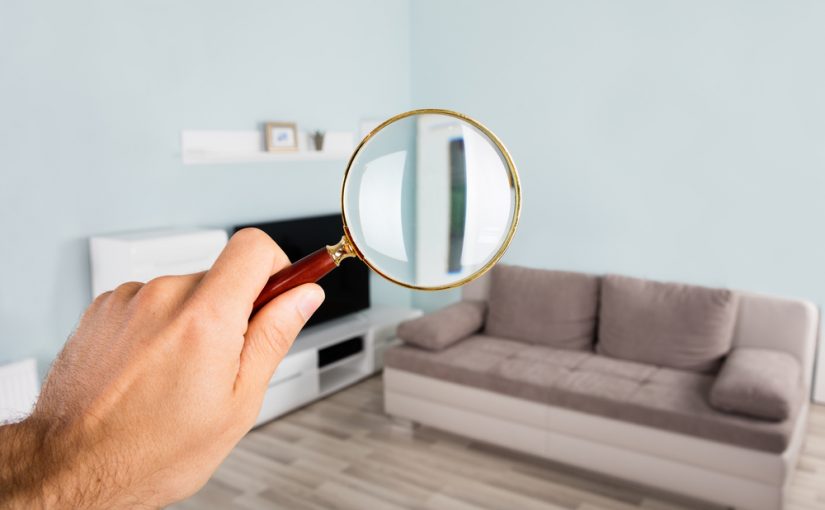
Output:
234,214,370,327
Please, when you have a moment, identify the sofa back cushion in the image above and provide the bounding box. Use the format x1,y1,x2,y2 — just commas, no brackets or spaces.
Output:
485,265,599,351
597,274,737,373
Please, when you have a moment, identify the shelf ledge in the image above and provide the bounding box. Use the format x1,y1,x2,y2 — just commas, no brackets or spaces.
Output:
181,129,352,165
183,150,350,165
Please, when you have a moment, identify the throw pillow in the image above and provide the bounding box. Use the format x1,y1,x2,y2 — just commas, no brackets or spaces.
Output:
397,301,486,351
710,348,800,421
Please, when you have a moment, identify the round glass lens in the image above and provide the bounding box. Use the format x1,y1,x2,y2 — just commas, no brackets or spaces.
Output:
342,111,518,289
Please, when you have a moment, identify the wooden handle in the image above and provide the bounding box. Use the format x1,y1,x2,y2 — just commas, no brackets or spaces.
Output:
251,246,338,316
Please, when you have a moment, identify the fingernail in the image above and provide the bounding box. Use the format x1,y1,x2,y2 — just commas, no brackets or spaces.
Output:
298,287,325,321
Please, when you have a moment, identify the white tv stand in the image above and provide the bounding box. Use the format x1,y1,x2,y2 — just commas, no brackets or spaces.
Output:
254,306,421,427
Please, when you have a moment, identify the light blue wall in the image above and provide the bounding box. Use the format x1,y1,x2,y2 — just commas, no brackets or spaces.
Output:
410,0,825,312
4,0,825,371
0,0,411,370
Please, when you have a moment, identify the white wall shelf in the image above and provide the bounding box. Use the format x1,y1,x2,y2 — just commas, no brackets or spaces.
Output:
181,129,353,165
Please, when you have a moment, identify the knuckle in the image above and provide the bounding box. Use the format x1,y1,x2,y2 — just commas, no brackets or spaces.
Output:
91,289,114,309
143,275,176,293
230,228,288,266
231,228,272,249
134,275,179,308
89,281,142,315
112,281,143,300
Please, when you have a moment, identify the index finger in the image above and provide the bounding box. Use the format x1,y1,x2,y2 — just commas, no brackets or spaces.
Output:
191,228,290,324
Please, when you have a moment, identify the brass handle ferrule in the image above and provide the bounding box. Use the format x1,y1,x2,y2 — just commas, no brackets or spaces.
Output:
326,236,357,266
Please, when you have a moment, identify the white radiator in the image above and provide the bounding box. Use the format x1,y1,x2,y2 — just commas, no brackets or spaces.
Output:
0,358,39,424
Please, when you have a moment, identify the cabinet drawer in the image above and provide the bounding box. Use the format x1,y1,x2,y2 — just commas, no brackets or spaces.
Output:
270,349,317,386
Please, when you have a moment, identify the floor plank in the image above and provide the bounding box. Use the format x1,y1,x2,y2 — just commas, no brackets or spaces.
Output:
170,375,825,509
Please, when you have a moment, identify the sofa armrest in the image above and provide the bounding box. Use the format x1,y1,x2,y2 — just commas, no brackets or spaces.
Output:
709,347,801,421
397,300,486,351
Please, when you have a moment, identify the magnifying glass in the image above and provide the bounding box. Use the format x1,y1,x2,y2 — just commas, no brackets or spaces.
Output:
252,108,521,314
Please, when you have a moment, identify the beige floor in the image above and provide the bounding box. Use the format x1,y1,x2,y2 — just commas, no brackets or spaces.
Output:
172,375,825,510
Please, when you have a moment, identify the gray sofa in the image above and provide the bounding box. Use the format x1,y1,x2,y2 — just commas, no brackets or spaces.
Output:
383,265,819,510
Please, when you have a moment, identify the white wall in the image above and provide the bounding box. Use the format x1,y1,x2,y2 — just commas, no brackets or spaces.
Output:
3,0,824,388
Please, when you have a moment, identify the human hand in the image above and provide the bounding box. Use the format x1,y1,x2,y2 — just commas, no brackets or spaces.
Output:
0,228,324,509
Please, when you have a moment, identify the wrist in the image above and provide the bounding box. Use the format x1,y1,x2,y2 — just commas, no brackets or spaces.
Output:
0,416,105,509
0,418,52,508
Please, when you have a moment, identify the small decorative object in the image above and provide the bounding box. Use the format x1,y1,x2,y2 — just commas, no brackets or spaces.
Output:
265,122,298,152
309,130,325,151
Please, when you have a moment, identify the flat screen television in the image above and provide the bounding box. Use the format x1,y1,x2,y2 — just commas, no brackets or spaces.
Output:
234,214,370,327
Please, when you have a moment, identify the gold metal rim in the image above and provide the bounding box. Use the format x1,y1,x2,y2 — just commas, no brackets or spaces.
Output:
340,108,522,291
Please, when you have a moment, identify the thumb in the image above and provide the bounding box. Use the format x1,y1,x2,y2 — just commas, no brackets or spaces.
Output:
237,283,324,395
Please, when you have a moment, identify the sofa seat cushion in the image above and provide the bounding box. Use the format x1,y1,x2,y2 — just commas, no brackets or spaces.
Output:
485,265,600,350
384,337,797,453
620,368,797,454
384,335,533,393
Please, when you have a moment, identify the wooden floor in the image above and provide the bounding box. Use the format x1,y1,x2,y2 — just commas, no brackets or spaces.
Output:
171,375,825,510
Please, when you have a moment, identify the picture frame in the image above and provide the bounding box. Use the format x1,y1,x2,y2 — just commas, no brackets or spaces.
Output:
265,122,298,152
